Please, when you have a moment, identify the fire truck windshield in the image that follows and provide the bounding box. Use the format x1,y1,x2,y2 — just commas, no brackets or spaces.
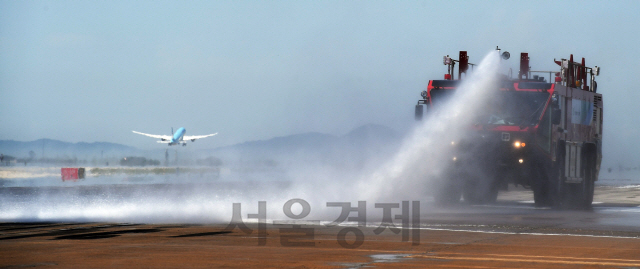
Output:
429,89,456,110
476,91,550,126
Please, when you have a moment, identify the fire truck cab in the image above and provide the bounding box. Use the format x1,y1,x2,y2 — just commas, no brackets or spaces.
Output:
415,49,602,208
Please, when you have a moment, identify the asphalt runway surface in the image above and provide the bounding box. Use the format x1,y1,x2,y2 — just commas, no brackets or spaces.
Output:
1,183,640,268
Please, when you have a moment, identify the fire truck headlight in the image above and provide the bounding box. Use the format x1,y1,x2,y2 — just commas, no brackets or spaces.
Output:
518,158,524,164
514,141,525,148
421,91,428,98
453,156,457,162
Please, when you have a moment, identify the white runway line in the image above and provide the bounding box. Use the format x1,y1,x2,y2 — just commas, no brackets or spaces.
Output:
599,207,640,213
284,221,640,240
413,227,640,240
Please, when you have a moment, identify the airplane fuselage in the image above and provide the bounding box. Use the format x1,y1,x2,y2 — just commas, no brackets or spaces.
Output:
170,127,186,146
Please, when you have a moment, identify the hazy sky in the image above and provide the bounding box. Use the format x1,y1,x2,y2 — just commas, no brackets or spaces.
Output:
1,0,639,166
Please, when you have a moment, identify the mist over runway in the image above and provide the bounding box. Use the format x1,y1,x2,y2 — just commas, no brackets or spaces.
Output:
2,179,640,268
2,175,640,233
2,51,639,232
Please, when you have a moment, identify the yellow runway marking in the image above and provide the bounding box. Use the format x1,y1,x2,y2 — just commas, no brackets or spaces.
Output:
409,252,640,267
470,252,640,262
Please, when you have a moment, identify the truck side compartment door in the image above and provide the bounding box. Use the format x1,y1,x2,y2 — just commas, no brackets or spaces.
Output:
565,141,583,183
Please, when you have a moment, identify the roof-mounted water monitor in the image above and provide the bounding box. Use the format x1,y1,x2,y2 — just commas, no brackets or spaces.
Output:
501,51,510,60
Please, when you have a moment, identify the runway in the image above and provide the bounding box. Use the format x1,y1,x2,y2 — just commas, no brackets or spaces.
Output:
1,214,640,268
1,182,640,268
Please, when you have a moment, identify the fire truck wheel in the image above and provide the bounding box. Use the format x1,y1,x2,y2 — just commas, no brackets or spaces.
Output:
486,186,499,203
434,182,462,205
553,141,568,209
463,181,498,205
533,166,553,207
582,175,595,207
579,158,595,208
533,181,552,207
553,174,568,209
560,154,595,209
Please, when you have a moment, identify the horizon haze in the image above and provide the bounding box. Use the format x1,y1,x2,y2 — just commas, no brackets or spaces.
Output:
2,1,640,170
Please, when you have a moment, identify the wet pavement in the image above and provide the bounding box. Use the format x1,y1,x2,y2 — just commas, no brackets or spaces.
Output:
1,219,639,268
1,184,640,268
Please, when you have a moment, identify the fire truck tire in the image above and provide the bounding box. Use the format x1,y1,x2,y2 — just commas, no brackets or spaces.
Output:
582,174,595,207
463,181,498,205
533,162,553,207
533,181,552,207
485,186,499,203
559,153,595,209
579,156,595,208
553,141,569,209
434,182,462,205
554,179,568,209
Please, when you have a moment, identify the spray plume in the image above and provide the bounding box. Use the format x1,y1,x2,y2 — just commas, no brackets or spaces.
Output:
0,51,503,223
355,51,503,202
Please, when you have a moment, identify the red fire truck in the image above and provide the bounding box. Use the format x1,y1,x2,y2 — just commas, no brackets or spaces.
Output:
415,49,602,208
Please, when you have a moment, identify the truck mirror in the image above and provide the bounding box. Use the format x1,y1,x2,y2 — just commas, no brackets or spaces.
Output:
552,106,561,125
415,105,424,121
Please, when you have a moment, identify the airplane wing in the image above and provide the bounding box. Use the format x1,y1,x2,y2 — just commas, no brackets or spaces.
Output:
132,131,172,140
183,133,218,141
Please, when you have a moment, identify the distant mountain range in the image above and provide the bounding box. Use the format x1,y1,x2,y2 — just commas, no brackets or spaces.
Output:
0,139,137,159
215,124,399,154
0,124,402,166
211,124,401,168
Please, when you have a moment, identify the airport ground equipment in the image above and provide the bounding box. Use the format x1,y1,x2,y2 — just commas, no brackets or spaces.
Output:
61,167,85,181
415,49,602,208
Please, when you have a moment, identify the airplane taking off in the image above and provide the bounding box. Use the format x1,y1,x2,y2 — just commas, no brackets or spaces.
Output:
132,127,217,146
